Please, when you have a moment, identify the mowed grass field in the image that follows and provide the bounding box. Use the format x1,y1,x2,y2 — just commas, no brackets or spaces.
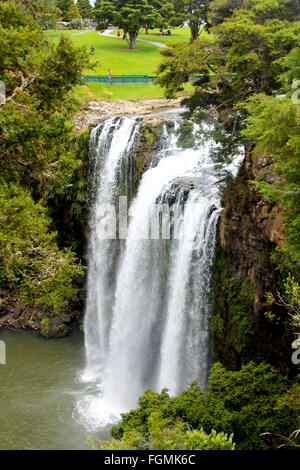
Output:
43,29,85,39
44,30,164,74
43,28,194,101
111,26,193,44
74,82,193,102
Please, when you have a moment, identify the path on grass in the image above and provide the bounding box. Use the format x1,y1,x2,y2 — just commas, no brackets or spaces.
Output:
71,30,92,36
50,30,91,40
99,29,167,48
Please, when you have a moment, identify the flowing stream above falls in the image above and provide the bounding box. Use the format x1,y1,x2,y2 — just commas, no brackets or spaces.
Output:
76,115,243,430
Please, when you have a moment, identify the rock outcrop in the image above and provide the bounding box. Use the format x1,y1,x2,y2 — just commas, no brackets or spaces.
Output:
212,142,293,373
74,97,183,130
0,288,80,338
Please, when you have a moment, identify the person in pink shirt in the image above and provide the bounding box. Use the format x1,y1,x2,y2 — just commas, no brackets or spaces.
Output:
108,69,112,85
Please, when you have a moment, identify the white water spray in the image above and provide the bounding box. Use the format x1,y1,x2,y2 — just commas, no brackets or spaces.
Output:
76,116,242,430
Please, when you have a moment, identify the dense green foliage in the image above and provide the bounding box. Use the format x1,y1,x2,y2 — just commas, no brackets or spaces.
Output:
0,181,84,314
169,1,213,41
96,415,235,449
110,362,299,450
57,0,74,19
15,0,62,29
77,0,92,18
68,2,82,20
0,1,91,319
156,0,300,156
242,95,300,276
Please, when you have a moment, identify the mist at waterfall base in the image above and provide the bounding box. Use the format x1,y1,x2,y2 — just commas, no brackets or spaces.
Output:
74,116,243,431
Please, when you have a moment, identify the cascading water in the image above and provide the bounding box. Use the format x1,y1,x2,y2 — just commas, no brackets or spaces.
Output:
83,116,141,381
76,116,242,430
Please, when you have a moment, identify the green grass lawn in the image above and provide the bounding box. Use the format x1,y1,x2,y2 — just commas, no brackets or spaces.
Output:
111,26,210,45
43,29,86,39
111,26,191,44
44,31,163,75
74,82,193,102
43,28,195,101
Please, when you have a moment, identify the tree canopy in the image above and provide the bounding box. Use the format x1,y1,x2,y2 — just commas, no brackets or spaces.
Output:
0,1,92,317
94,0,165,49
156,0,300,158
109,362,299,450
170,0,214,41
77,0,93,18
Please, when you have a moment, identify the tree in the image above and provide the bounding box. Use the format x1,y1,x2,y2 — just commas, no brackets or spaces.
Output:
143,0,175,34
209,0,244,26
0,1,92,319
77,0,93,18
68,2,81,19
184,0,213,41
156,0,300,152
94,0,162,49
16,0,61,28
169,0,213,42
57,0,73,20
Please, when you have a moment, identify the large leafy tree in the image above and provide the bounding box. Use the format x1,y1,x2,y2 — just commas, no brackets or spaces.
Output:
144,0,175,33
77,0,93,18
169,0,213,41
68,1,81,19
184,0,213,41
57,0,73,20
94,0,162,49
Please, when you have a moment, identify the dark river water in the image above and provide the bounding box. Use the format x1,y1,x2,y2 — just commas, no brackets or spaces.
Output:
0,329,110,450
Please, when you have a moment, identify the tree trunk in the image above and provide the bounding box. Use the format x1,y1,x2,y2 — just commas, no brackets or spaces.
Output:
189,21,199,43
129,32,137,50
145,26,149,35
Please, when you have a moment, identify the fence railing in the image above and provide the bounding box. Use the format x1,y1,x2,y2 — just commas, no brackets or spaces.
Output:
82,75,204,84
82,75,157,84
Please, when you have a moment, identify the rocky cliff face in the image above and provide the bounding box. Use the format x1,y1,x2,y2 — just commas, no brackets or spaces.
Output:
212,142,293,373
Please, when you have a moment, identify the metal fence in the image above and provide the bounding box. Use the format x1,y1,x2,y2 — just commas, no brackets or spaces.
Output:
82,75,157,84
82,75,204,84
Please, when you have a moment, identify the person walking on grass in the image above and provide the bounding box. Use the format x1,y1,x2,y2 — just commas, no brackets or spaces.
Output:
108,69,112,85
91,46,95,54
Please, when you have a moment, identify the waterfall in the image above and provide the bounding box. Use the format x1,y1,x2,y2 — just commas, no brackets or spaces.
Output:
76,116,242,430
83,116,141,382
